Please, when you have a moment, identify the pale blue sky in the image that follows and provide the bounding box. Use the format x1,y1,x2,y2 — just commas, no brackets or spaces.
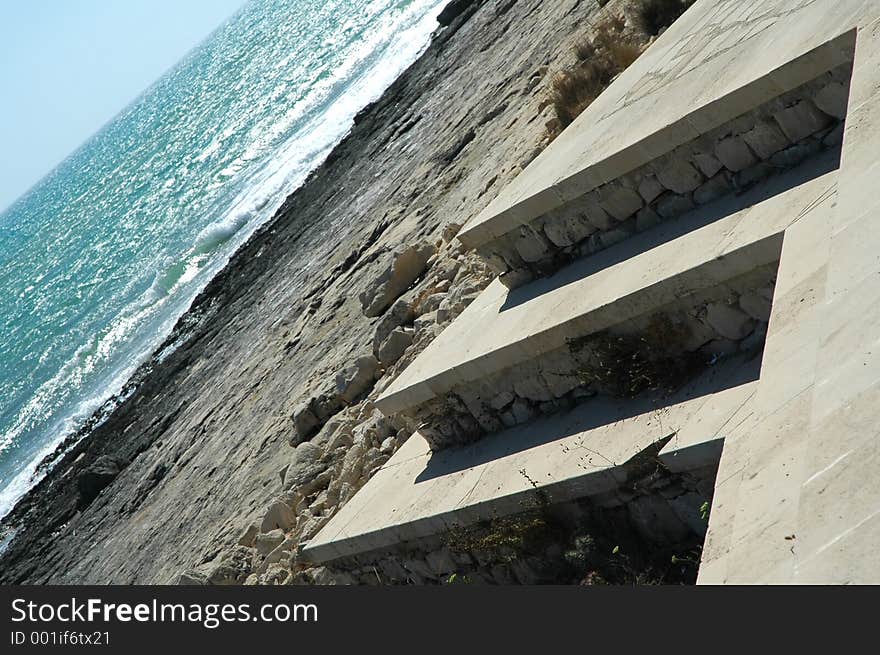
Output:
0,0,246,211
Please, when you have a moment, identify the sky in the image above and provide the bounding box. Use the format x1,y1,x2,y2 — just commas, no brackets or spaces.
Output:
0,0,246,212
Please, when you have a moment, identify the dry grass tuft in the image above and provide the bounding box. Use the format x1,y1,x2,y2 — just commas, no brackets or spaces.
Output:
547,14,643,136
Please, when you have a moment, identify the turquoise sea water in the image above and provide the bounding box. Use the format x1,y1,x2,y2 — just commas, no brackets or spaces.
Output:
0,0,447,519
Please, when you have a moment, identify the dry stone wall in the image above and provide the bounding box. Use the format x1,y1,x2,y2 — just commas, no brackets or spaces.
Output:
298,457,717,585
478,64,851,287
406,265,776,451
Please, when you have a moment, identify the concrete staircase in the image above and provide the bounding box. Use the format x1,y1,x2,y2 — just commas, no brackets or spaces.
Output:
304,0,880,584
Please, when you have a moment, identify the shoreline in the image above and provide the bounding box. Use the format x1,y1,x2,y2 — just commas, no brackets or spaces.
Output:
0,4,458,529
0,0,606,584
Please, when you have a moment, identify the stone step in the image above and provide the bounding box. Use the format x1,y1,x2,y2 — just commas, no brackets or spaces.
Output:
457,33,854,288
375,159,837,451
303,354,759,565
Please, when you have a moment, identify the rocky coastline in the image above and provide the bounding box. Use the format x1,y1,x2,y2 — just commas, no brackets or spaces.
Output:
0,0,655,584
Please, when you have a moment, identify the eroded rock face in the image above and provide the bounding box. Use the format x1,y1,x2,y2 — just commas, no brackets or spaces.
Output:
359,242,436,317
436,0,477,27
76,456,122,507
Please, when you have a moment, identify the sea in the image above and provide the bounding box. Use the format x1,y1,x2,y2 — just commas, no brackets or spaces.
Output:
0,0,450,523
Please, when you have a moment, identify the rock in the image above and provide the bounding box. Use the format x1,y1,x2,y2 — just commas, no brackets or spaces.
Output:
359,242,436,317
637,175,665,203
413,310,439,332
691,151,724,178
742,120,789,159
260,500,296,533
714,136,757,171
813,81,849,119
380,436,397,454
335,355,379,404
542,209,595,248
76,455,122,506
339,442,366,486
372,297,414,355
627,495,691,544
513,225,552,263
402,558,435,580
513,375,553,402
656,158,703,194
488,390,515,410
206,546,253,585
635,206,662,231
597,184,643,221
377,327,414,366
283,442,327,492
237,522,260,547
693,173,732,205
296,514,330,541
176,569,209,585
309,566,340,585
655,193,695,218
290,401,320,446
822,123,844,147
732,161,774,190
378,557,411,582
436,296,463,324
510,398,535,423
705,302,755,340
442,222,463,242
768,140,821,169
324,425,354,452
738,290,772,321
425,548,457,576
255,529,285,556
437,0,476,27
418,292,447,315
773,99,831,142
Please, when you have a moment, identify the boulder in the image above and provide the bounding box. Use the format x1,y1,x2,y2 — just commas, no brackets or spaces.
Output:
335,355,379,404
290,401,320,446
377,327,414,366
437,0,476,26
418,292,447,315
413,310,439,332
372,297,414,355
442,222,463,242
260,500,296,533
176,569,209,585
76,455,122,506
206,546,254,585
237,522,260,547
359,242,436,317
255,529,286,556
282,442,326,492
